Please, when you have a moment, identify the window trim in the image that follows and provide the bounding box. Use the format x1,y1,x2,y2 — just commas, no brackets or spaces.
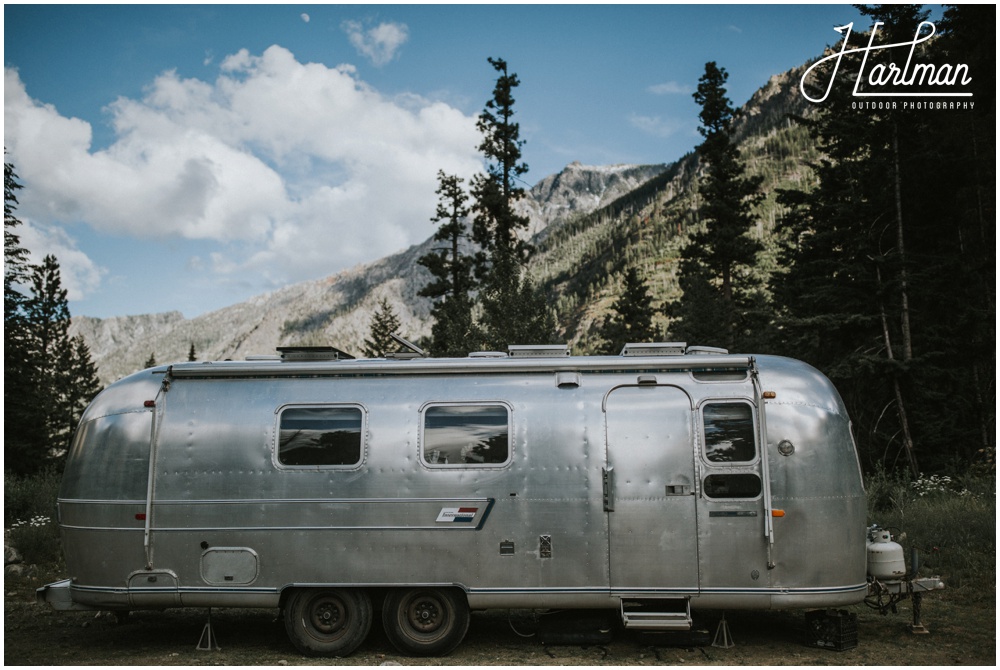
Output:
273,403,367,470
698,398,759,467
419,401,513,469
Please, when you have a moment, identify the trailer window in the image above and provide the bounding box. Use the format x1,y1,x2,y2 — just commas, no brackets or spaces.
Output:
278,406,363,466
422,404,510,466
703,473,762,499
702,402,756,463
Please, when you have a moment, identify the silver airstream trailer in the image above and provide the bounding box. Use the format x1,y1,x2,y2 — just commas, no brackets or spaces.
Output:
39,342,884,656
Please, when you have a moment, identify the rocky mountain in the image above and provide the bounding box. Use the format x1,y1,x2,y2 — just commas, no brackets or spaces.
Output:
71,161,668,385
527,64,817,352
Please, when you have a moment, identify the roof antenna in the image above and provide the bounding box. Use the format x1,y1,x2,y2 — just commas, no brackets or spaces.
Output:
389,333,427,359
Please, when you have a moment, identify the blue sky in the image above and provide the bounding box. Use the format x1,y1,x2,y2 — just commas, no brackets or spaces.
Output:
5,3,879,320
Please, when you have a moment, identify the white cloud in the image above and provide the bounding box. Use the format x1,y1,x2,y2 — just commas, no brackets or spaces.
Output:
17,220,106,301
341,20,409,66
627,113,686,139
3,49,481,303
647,81,690,95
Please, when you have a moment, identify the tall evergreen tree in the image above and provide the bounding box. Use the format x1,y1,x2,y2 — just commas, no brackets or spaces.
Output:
5,159,38,474
471,57,531,265
772,4,994,474
471,57,553,349
418,171,478,356
25,256,73,456
4,162,102,475
7,256,100,473
596,267,660,354
477,250,555,351
669,62,764,351
363,297,403,358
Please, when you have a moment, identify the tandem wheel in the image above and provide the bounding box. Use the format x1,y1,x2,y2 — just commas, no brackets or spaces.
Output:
283,587,373,657
381,587,470,656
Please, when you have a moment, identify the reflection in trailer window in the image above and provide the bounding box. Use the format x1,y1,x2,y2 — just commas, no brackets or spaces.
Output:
703,402,756,463
278,406,363,467
423,404,510,466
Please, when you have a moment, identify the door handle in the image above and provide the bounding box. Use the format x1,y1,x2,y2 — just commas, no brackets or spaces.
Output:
602,467,614,512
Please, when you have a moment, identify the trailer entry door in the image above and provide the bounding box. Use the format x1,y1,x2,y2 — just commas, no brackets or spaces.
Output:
605,386,698,592
695,399,771,595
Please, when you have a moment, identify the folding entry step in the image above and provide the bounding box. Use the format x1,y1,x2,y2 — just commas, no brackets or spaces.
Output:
620,598,693,630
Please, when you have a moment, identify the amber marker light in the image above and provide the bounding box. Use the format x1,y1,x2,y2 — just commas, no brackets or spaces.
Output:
771,509,786,517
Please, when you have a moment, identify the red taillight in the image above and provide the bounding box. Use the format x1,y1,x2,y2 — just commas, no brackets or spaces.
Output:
135,513,146,521
143,400,156,408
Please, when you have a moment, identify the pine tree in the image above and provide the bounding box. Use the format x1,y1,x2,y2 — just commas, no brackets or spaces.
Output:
188,343,197,361
471,57,531,265
669,62,764,351
144,353,157,368
4,163,102,474
596,268,660,354
4,159,39,475
471,57,554,349
478,250,555,351
24,256,73,461
9,256,100,471
772,5,995,474
363,297,403,358
418,171,477,356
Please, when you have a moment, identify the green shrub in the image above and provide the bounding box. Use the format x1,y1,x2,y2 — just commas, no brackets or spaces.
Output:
866,469,995,589
8,514,61,565
5,468,64,565
4,468,62,527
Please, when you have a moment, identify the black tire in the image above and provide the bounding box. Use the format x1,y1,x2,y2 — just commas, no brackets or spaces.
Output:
284,587,372,657
382,587,470,656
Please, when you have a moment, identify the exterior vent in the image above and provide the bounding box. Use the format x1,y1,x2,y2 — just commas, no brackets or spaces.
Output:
687,345,729,355
386,333,427,359
555,371,581,388
469,351,508,358
621,342,686,357
508,344,570,358
276,346,355,362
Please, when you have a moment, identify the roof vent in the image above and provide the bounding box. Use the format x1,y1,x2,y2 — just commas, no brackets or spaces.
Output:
621,342,686,357
385,333,428,360
687,345,729,355
469,351,508,358
277,346,355,362
508,344,570,358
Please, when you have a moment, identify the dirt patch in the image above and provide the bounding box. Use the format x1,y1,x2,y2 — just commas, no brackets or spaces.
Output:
5,568,993,666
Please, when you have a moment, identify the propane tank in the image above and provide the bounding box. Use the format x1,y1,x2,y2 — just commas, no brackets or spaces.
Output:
867,525,907,581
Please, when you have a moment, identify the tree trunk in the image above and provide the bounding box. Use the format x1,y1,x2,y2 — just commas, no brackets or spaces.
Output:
892,124,913,362
875,262,920,478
